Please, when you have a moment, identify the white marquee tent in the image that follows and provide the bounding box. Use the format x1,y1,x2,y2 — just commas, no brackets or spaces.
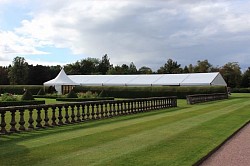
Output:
44,69,227,94
43,69,79,94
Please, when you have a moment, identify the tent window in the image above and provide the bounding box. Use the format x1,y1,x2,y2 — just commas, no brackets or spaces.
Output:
62,85,75,95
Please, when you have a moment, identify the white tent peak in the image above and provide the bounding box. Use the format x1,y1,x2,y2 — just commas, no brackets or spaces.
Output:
44,68,79,86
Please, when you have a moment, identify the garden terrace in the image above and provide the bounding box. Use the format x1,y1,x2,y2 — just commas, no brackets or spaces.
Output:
186,93,228,104
0,96,177,134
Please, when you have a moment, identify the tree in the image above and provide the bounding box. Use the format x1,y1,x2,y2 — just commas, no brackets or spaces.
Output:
98,54,111,75
241,67,250,88
193,60,212,73
27,65,51,85
80,58,100,74
157,59,182,74
128,62,138,74
0,66,10,84
220,62,242,88
138,66,153,74
183,66,189,73
8,56,29,85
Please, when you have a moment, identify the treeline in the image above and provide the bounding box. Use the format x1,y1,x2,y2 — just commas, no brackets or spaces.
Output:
0,55,249,88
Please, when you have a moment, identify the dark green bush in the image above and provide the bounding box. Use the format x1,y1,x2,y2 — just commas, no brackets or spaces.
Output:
0,100,45,107
21,89,34,100
56,97,114,102
231,88,250,93
66,90,78,98
73,86,226,99
0,85,47,95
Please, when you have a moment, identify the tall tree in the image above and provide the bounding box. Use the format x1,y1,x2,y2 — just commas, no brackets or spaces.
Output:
241,67,250,88
0,66,10,84
80,58,100,74
27,65,51,85
193,60,212,73
157,59,182,74
128,62,138,74
98,54,111,75
8,56,29,85
220,62,242,88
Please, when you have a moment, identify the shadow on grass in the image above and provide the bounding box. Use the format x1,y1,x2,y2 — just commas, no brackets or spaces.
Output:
0,106,185,144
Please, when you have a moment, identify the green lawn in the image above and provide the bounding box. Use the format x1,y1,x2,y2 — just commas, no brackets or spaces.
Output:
0,93,250,166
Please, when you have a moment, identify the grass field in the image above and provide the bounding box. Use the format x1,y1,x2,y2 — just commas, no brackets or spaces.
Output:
0,93,250,166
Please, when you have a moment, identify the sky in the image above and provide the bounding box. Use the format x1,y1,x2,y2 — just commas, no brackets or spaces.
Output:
0,0,250,71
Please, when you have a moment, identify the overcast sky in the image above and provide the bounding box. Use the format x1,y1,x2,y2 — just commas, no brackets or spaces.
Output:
0,0,250,70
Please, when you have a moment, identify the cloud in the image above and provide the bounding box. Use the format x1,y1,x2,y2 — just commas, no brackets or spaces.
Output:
1,0,250,70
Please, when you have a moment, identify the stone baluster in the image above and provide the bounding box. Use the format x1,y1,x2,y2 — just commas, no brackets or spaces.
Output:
81,104,85,121
19,108,26,131
58,106,64,125
91,103,96,120
9,110,17,133
36,108,43,128
95,103,100,119
0,110,8,134
44,106,50,127
100,103,104,119
104,102,108,118
51,106,57,126
86,104,90,120
108,103,113,117
76,105,81,122
71,106,76,123
64,105,70,124
28,108,34,130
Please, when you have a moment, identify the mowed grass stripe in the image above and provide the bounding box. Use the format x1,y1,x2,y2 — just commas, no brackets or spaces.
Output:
108,104,250,166
32,100,250,166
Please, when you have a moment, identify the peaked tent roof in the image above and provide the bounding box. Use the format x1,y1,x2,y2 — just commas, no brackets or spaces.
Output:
44,69,79,86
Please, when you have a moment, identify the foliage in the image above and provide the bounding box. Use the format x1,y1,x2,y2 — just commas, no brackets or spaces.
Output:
0,85,44,95
77,91,98,98
193,59,212,73
0,66,10,84
56,97,114,102
1,93,18,101
98,54,111,75
48,86,57,94
66,90,78,98
138,66,153,74
241,67,250,88
0,100,45,107
21,89,34,100
73,86,226,99
220,62,242,88
157,59,182,74
8,56,29,85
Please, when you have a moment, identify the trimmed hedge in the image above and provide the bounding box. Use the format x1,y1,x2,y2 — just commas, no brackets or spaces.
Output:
33,95,60,99
56,97,115,102
0,85,46,95
232,88,250,93
0,100,45,107
73,86,227,99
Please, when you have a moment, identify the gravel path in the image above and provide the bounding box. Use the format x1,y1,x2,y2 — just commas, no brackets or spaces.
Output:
201,123,250,166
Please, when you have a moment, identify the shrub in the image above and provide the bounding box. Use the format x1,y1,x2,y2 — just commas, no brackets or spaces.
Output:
73,86,227,99
66,90,78,98
1,93,18,101
0,100,45,107
78,91,98,98
0,85,45,95
21,89,34,100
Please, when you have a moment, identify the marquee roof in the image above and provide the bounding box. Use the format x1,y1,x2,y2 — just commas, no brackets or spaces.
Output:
44,69,79,86
68,72,227,86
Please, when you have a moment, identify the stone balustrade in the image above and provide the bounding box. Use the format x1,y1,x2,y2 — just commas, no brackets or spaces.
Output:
0,97,177,135
186,93,228,105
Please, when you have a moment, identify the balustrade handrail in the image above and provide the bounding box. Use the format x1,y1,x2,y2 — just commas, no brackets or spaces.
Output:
0,96,177,135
